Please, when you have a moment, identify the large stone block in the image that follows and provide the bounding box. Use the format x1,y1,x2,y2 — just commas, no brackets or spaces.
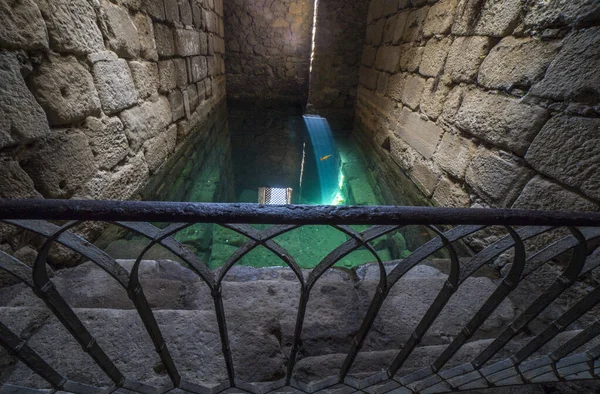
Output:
419,36,451,77
173,58,188,88
359,66,379,90
409,158,441,197
132,13,158,61
401,74,426,110
190,56,208,82
478,37,560,91
452,0,521,37
21,129,97,199
523,0,600,29
30,55,101,126
465,148,534,207
432,176,470,208
0,0,48,50
0,159,42,199
513,176,599,212
83,116,129,170
90,52,139,115
145,0,165,20
164,0,179,22
395,107,443,159
119,96,171,151
422,0,458,37
392,10,410,43
99,0,140,58
433,131,476,179
374,46,400,72
525,115,600,202
179,0,193,26
386,72,405,102
398,44,424,72
445,36,493,83
158,60,177,93
420,76,452,120
153,23,174,58
129,60,159,99
529,28,600,102
401,7,428,42
169,89,185,121
35,0,104,55
143,130,174,174
0,52,50,150
174,29,201,57
366,19,385,46
451,89,549,156
75,152,149,200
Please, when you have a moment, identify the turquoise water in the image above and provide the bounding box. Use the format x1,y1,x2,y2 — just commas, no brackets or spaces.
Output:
96,105,429,269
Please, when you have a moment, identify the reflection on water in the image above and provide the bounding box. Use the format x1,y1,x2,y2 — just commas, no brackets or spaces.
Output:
96,102,440,269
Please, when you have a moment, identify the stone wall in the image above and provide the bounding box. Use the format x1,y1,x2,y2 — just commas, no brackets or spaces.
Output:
224,0,314,106
0,0,226,255
355,0,600,212
307,0,370,130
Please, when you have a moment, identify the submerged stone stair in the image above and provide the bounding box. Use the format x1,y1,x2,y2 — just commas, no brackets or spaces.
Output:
0,259,595,393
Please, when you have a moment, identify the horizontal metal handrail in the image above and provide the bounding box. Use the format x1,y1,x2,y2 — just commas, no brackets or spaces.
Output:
1,199,600,226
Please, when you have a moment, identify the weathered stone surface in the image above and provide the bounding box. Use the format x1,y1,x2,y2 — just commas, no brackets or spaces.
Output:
382,14,398,44
450,89,549,156
164,0,179,22
377,71,389,94
158,60,177,93
524,0,600,29
398,44,424,72
30,55,101,126
143,130,174,174
174,28,201,57
359,66,379,90
190,56,208,82
129,61,159,99
445,36,493,83
119,96,171,151
422,0,457,37
432,176,470,207
374,46,400,72
0,0,48,50
419,36,451,77
0,52,50,149
21,129,96,199
145,0,166,20
433,131,476,179
420,76,452,120
513,176,599,212
409,158,441,197
0,159,42,199
169,89,185,121
132,13,158,61
153,22,174,57
529,28,600,103
173,58,187,88
395,107,443,159
525,115,600,201
75,152,149,200
179,0,193,25
401,7,428,42
401,74,426,110
90,52,139,115
465,148,534,207
453,0,521,37
99,0,140,58
366,19,385,46
479,37,561,91
361,46,377,67
386,72,405,101
392,10,410,43
83,116,129,170
187,84,198,110
35,0,104,54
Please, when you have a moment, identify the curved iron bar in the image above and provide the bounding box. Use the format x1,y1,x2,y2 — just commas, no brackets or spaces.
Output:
332,224,396,384
387,225,462,378
401,226,527,392
3,220,164,393
128,222,201,388
33,221,129,389
443,227,589,390
116,221,215,289
0,251,103,394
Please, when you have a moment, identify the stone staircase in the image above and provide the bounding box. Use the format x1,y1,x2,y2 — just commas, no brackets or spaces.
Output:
0,259,597,393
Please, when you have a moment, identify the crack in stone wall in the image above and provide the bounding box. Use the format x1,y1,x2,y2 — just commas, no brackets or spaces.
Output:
0,0,227,265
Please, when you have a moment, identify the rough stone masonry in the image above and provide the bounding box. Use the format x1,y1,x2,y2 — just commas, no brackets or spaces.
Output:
0,0,226,258
354,0,600,215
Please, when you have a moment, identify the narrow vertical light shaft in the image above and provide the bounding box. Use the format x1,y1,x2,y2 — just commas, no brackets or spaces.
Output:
309,0,319,72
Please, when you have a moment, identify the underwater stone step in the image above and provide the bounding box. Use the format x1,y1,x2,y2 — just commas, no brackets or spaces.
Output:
348,178,379,205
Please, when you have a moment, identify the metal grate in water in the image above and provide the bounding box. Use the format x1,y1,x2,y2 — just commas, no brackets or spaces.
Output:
258,187,292,204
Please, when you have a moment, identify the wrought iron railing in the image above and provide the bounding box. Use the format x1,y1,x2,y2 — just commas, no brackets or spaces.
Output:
1,199,600,393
